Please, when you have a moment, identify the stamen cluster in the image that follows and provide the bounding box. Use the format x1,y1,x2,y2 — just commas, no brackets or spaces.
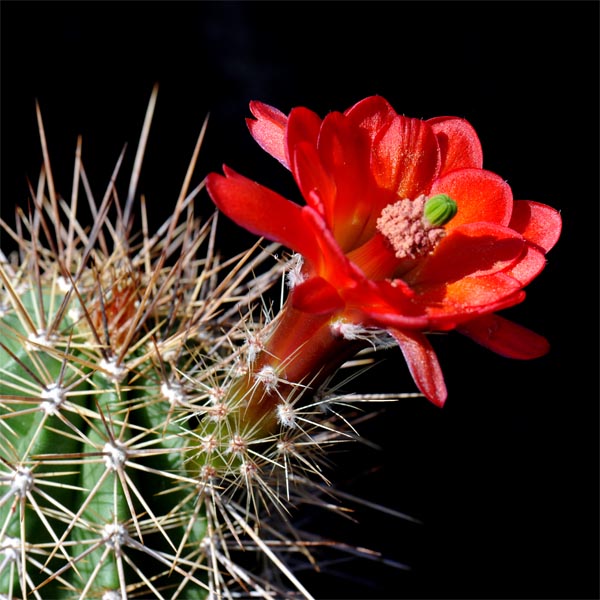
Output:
376,195,446,260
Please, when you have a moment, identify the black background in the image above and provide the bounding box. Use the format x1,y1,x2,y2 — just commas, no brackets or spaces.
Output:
1,2,598,599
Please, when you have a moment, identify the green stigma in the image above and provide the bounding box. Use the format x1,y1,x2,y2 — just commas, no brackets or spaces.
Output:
424,194,458,226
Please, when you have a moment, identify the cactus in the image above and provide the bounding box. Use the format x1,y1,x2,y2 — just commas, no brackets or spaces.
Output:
0,87,412,600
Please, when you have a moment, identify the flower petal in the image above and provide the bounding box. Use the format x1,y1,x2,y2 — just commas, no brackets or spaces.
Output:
430,168,513,229
206,168,318,262
300,205,366,286
371,115,441,199
344,278,430,330
457,313,550,359
509,200,562,253
345,232,402,281
506,244,547,286
407,222,525,286
286,106,322,157
416,275,525,325
291,140,336,222
314,111,390,249
247,101,290,168
344,95,398,140
428,116,484,172
290,277,345,314
387,328,448,407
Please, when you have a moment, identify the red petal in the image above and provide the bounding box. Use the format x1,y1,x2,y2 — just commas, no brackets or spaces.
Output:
286,106,322,157
345,232,402,281
290,277,345,314
300,205,363,287
428,116,484,172
315,111,388,249
343,278,431,330
430,168,513,229
247,101,290,168
388,328,448,407
457,314,550,359
344,95,398,142
506,244,547,286
407,222,525,286
291,140,336,222
371,115,441,199
509,200,562,253
416,274,524,324
206,169,318,262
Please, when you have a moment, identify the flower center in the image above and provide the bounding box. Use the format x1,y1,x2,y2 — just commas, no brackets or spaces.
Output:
376,194,457,260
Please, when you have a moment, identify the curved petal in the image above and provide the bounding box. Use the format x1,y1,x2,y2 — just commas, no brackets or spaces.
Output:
506,244,547,286
509,200,562,253
292,140,336,221
300,205,364,288
371,115,441,199
406,222,525,286
286,106,322,159
206,168,318,262
387,328,448,407
290,276,345,315
428,116,484,172
314,111,383,248
344,95,398,141
247,101,290,168
457,313,550,359
416,273,525,320
343,278,430,330
430,168,513,229
345,232,403,281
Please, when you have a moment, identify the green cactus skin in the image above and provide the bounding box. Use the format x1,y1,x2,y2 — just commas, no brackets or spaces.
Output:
0,255,216,598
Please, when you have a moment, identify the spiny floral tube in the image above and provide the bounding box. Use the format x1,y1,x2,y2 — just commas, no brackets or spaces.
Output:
206,95,562,415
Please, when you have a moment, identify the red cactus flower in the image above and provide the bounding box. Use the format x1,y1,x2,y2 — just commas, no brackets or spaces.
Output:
207,96,561,407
